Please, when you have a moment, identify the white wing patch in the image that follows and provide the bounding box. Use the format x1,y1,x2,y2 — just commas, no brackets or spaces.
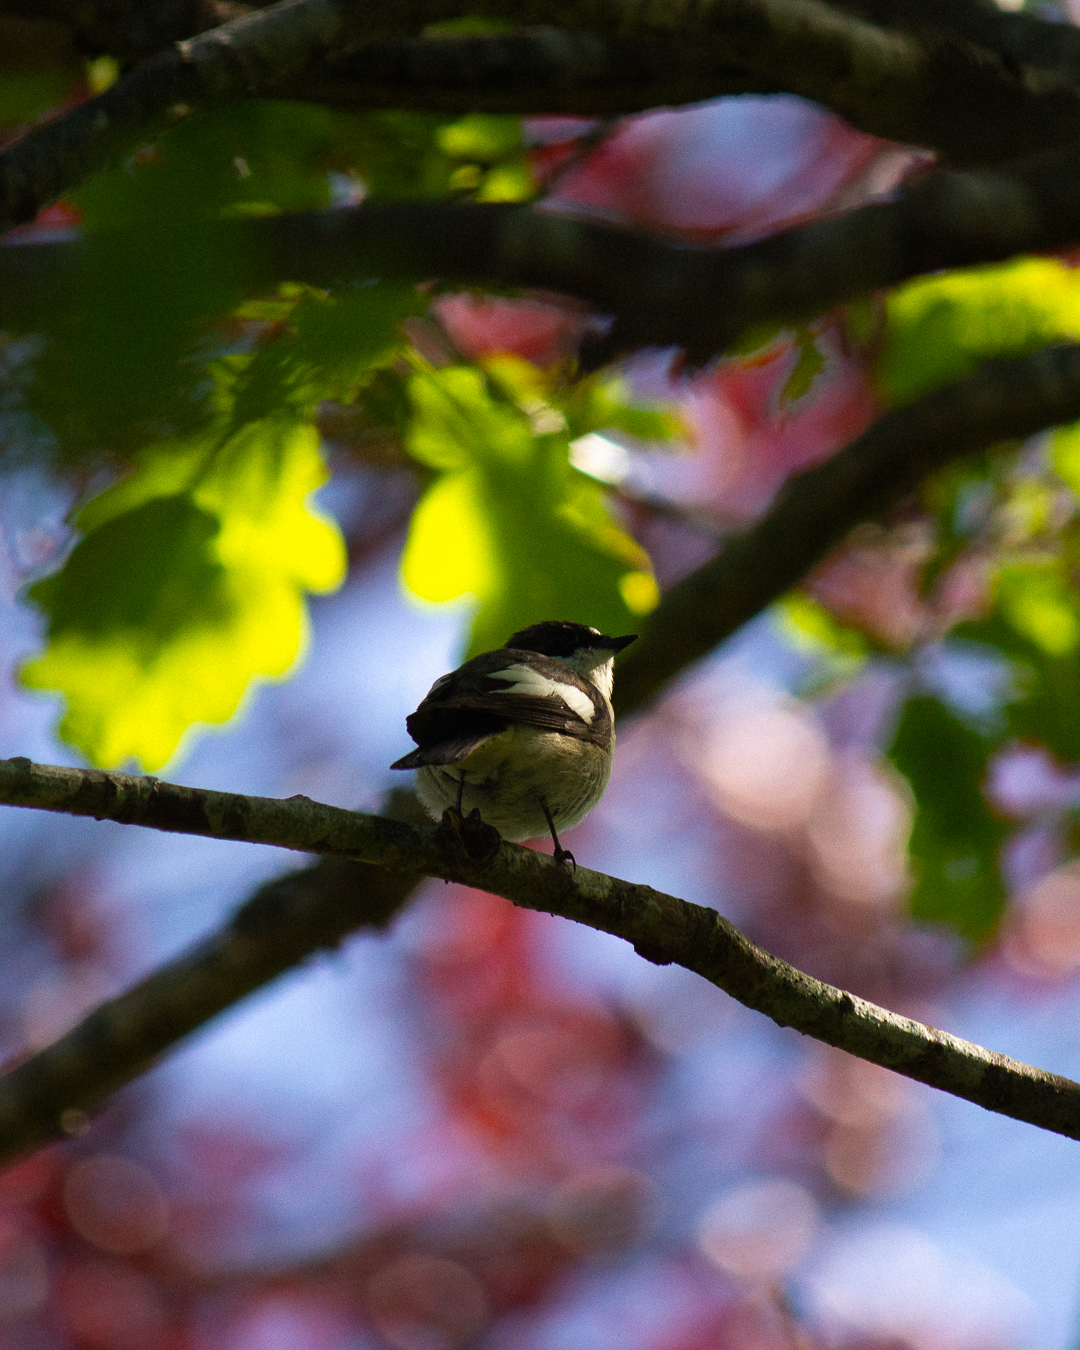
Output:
487,664,595,724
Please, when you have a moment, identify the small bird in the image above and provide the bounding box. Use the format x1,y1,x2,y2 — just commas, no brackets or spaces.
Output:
391,621,637,865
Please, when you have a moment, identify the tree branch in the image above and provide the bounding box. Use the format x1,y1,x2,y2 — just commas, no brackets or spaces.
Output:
0,751,1077,1162
4,343,1080,1159
274,28,778,115
615,343,1080,711
829,0,1080,89
8,0,1080,91
291,6,1080,166
8,0,1080,237
8,118,1080,363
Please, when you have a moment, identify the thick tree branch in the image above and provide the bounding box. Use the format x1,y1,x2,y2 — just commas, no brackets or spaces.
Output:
7,0,1080,88
292,8,1080,166
8,120,1080,362
830,0,1080,89
0,851,422,1158
8,0,1080,237
0,752,1077,1162
274,28,777,115
3,344,1080,1160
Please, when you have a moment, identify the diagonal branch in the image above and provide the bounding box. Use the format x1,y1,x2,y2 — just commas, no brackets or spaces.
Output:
0,752,1077,1162
0,0,365,234
615,342,1080,712
3,342,1080,1161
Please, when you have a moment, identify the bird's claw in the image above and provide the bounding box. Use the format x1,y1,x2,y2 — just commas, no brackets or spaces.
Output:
436,805,501,866
554,847,576,871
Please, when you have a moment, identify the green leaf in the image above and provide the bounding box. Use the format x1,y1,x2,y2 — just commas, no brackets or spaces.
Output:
400,363,657,655
878,257,1080,406
223,281,424,434
887,695,1007,942
780,328,825,405
956,614,1080,764
995,557,1080,658
775,593,869,674
562,370,684,443
21,419,345,771
335,110,534,203
1051,418,1080,498
436,114,522,163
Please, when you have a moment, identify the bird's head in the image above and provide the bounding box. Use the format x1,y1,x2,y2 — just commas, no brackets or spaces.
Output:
503,621,637,698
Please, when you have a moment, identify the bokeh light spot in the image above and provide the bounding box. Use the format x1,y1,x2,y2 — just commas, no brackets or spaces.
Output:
697,1178,819,1281
366,1254,488,1350
62,1154,169,1255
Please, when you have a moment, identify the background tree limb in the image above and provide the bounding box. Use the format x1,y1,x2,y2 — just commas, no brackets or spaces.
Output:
9,0,1080,236
273,28,778,115
0,752,1078,1163
7,120,1080,362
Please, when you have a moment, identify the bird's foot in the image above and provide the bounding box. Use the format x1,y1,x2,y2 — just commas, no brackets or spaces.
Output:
436,806,501,866
553,847,576,871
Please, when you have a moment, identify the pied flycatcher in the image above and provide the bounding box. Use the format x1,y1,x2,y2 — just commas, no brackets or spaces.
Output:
391,620,636,865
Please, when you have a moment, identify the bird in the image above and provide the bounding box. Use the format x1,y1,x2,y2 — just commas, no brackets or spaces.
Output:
391,620,637,866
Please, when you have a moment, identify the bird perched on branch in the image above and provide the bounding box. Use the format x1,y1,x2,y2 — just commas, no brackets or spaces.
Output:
391,621,637,866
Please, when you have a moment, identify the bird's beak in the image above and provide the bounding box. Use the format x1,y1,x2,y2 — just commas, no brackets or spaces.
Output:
605,634,638,653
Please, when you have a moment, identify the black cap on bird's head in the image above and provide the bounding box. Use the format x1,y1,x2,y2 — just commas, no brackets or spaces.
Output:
503,620,637,660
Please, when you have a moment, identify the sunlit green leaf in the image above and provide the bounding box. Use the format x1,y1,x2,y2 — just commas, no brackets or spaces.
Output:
879,257,1080,406
400,362,657,655
775,592,869,674
995,558,1080,657
21,419,345,771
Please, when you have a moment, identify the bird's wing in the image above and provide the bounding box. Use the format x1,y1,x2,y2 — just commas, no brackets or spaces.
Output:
398,652,610,763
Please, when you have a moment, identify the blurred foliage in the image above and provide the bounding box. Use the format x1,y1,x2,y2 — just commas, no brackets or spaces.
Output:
19,102,534,460
401,356,664,655
20,277,427,769
0,14,83,127
779,327,827,405
887,696,1006,942
4,85,558,766
877,257,1080,405
776,592,871,677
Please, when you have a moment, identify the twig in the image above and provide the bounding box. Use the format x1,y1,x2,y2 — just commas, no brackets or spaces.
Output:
0,753,1076,1160
0,0,361,233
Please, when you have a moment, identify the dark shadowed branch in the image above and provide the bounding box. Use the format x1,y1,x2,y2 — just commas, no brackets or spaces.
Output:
7,0,1080,90
8,0,1080,236
275,28,778,115
0,753,1077,1163
4,344,1080,1160
8,124,1080,361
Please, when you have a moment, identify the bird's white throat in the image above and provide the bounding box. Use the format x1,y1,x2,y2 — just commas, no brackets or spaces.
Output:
561,650,616,702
